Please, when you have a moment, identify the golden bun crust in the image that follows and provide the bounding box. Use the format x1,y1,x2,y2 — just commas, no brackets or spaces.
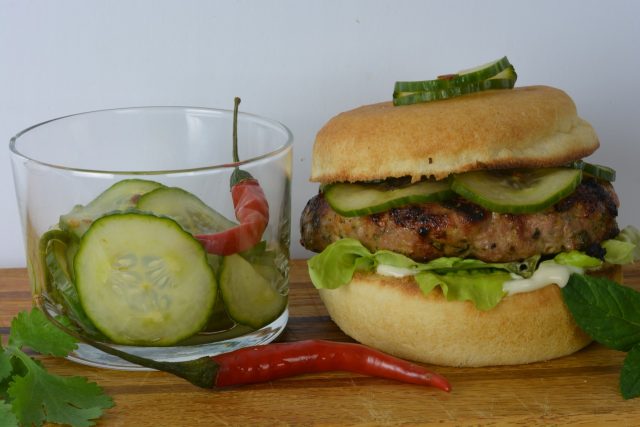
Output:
311,86,599,183
319,266,622,367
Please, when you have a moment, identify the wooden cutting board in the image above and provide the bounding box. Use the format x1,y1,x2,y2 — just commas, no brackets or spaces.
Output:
1,261,639,426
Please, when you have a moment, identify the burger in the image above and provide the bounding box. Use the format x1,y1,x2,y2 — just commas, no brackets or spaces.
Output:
300,84,636,367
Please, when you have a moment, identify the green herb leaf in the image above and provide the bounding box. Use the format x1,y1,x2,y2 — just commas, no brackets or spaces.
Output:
562,274,640,351
621,343,640,399
0,350,12,384
9,308,77,357
0,399,19,427
7,351,113,427
2,309,113,426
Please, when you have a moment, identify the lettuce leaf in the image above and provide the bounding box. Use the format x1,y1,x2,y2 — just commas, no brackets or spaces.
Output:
553,250,602,268
415,270,508,311
308,239,529,310
307,238,373,289
308,226,639,312
602,225,640,265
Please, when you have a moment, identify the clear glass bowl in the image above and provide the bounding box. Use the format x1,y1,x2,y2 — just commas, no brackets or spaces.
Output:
10,106,293,370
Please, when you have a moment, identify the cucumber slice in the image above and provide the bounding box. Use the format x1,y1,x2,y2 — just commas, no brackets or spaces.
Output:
393,72,516,106
324,179,454,217
219,253,287,329
74,212,217,346
136,186,236,234
451,168,582,214
570,160,616,182
60,179,164,239
39,229,75,292
394,56,513,94
43,234,103,338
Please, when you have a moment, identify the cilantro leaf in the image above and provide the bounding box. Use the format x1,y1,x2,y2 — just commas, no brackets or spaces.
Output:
0,399,19,427
9,308,77,357
0,350,12,384
7,351,113,427
562,273,640,351
621,343,640,399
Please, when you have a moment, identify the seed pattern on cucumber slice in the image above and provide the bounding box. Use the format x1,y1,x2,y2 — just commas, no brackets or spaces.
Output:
451,168,582,214
74,212,217,346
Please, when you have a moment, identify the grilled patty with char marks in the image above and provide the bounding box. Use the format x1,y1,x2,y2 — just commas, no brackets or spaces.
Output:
300,178,620,263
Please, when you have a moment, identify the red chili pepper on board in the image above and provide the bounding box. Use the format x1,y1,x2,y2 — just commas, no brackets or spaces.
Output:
195,97,269,255
40,308,451,393
211,340,451,392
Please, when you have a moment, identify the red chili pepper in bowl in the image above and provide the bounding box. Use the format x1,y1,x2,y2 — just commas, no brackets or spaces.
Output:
196,173,269,255
195,97,269,255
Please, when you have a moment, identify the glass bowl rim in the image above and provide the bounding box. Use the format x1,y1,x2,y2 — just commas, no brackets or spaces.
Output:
9,105,294,176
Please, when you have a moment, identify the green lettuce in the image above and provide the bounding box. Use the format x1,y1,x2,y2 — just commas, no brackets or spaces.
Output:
553,250,602,268
307,238,374,290
307,238,531,310
415,270,509,311
602,225,640,265
307,226,639,312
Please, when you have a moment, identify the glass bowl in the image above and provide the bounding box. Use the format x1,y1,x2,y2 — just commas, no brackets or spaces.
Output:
9,106,293,370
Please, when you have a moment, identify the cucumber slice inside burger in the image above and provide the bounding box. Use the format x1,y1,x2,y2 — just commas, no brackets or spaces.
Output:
324,179,454,217
570,160,616,182
451,168,582,214
74,212,217,346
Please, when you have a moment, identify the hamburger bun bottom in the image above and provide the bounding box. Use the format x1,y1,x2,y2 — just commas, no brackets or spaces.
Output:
319,266,622,367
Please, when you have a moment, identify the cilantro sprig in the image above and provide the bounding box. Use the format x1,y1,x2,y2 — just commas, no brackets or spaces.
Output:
0,308,113,427
563,274,640,399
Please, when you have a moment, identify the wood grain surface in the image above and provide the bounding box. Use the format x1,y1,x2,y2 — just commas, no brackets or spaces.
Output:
2,261,640,426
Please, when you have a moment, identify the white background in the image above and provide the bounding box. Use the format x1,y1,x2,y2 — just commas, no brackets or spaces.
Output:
1,0,639,267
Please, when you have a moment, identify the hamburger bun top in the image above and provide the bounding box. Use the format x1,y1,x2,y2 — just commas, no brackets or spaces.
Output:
311,85,599,183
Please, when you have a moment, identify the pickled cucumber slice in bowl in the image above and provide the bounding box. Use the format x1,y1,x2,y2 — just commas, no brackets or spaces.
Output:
74,212,217,346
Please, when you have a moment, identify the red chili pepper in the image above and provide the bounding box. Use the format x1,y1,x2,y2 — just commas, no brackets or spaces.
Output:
211,340,451,392
39,308,451,393
195,97,269,255
196,175,269,255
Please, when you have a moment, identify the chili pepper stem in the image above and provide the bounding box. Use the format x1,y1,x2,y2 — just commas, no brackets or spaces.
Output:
36,295,218,388
232,97,241,163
